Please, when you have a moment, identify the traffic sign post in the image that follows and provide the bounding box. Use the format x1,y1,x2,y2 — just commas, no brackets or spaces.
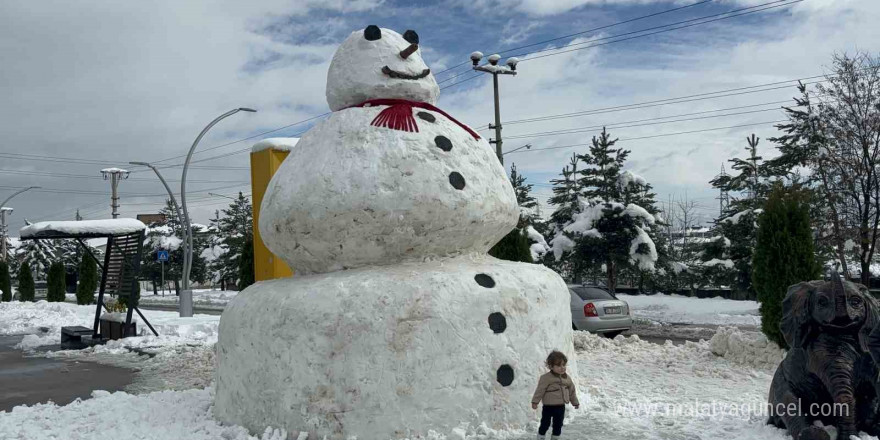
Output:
157,251,169,296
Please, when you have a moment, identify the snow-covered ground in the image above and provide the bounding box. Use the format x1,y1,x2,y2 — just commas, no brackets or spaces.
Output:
137,288,238,308
3,328,858,440
0,300,220,353
63,288,238,309
3,295,833,440
617,292,761,326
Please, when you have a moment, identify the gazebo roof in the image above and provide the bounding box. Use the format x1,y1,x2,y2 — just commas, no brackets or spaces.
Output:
19,218,147,240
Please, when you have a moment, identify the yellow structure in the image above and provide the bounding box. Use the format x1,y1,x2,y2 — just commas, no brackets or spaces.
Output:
250,145,294,281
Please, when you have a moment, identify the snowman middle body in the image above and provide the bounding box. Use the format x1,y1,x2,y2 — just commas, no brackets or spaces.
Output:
260,103,519,274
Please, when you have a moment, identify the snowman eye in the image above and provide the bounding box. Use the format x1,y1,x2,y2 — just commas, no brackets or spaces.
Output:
403,30,419,45
364,25,381,41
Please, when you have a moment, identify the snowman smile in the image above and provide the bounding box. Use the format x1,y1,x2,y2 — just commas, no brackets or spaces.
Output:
382,65,431,80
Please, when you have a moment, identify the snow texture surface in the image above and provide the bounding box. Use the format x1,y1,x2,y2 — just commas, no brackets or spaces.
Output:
259,105,518,275
216,255,576,439
20,218,146,238
326,28,439,111
251,137,299,153
617,293,761,326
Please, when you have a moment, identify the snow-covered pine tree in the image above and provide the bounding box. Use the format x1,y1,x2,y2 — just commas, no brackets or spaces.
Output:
213,192,253,289
566,128,658,291
544,155,582,278
708,134,771,300
16,237,56,281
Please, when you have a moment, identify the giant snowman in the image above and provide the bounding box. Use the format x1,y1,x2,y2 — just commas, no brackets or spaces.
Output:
215,26,577,439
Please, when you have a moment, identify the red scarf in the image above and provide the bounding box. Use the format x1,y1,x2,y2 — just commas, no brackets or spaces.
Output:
348,99,481,140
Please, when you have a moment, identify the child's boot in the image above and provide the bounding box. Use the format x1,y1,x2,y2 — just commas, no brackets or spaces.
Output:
551,436,560,440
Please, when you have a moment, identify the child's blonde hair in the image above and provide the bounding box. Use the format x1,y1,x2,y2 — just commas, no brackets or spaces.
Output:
545,350,568,369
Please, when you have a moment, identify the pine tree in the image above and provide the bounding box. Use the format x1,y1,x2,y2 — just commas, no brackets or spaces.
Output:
753,184,820,348
140,200,210,293
17,263,35,302
238,235,255,290
0,260,11,302
76,253,98,305
489,163,536,263
708,134,772,300
214,193,253,288
572,128,659,291
46,261,66,302
17,238,55,281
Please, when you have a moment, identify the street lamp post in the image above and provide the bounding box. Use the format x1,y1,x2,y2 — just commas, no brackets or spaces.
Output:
1,186,41,262
470,52,519,165
179,108,256,317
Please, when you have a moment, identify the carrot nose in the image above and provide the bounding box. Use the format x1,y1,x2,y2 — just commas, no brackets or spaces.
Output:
400,43,418,60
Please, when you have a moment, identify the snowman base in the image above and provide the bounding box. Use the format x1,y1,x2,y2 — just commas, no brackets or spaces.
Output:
215,254,576,439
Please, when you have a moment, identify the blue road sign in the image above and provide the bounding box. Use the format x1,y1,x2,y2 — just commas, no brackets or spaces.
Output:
157,250,169,262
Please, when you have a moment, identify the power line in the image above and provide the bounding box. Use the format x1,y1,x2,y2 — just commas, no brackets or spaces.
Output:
148,113,330,166
0,168,247,184
504,106,787,140
438,0,801,91
504,120,787,155
517,0,801,63
493,76,843,128
433,0,717,79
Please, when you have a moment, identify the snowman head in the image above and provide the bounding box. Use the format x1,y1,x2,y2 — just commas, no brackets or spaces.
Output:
326,26,440,111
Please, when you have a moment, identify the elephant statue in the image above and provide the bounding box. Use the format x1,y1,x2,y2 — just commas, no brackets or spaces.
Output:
768,271,880,440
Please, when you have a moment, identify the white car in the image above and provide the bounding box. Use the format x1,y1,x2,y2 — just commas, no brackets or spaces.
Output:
569,284,632,338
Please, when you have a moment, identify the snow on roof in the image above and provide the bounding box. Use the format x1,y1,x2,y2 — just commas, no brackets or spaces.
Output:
252,137,300,153
20,218,146,239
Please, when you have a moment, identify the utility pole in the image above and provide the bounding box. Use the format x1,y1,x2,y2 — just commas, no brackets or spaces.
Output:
0,208,11,263
714,164,730,217
75,209,83,221
745,134,762,202
1,186,40,262
101,168,130,219
469,52,519,165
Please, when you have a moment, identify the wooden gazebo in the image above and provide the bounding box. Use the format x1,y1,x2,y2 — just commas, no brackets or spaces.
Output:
19,218,158,344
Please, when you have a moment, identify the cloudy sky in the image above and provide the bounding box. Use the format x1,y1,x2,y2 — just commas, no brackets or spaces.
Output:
0,0,876,236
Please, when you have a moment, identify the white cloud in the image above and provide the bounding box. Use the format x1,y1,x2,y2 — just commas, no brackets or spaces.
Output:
439,0,880,221
0,0,383,226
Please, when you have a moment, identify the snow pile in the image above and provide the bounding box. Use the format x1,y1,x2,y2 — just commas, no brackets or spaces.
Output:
629,226,657,270
0,301,90,335
616,293,761,326
251,137,299,153
669,261,690,274
20,218,146,238
149,233,183,251
139,288,238,308
703,258,735,269
617,170,647,189
525,225,549,261
0,388,289,440
1,301,220,352
710,326,785,369
722,208,764,225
